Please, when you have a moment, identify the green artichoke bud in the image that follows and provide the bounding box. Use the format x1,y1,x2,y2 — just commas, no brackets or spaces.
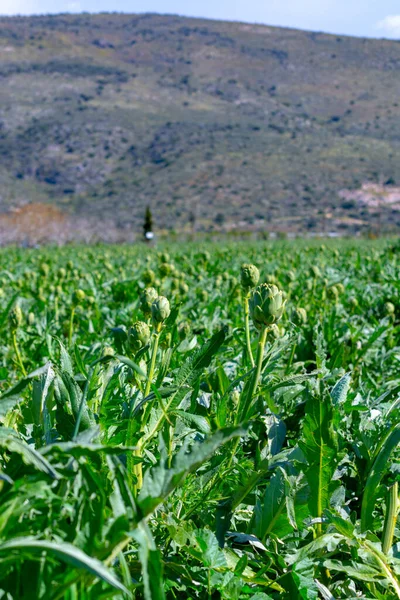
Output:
142,269,156,285
287,270,296,282
269,324,281,339
159,251,170,263
161,331,172,349
293,307,307,325
179,282,189,295
336,283,345,295
197,289,209,302
328,286,339,302
72,289,85,305
9,304,23,332
40,262,50,276
249,284,286,329
102,346,115,358
171,278,180,291
384,301,395,316
349,297,358,309
28,312,35,326
159,262,173,277
151,296,171,324
310,265,321,278
128,321,151,352
58,267,67,279
140,287,158,314
240,264,260,291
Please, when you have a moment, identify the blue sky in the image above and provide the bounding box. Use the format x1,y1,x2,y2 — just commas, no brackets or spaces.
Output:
2,0,400,39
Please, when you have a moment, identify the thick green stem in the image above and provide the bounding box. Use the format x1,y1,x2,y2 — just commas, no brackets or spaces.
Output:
244,295,255,368
12,332,26,377
128,324,161,493
144,327,161,400
68,306,75,347
383,482,399,555
54,296,59,326
238,326,268,423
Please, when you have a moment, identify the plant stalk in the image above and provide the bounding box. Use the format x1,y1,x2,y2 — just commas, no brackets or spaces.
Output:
68,306,75,347
238,325,268,423
12,332,26,377
244,294,255,367
129,324,161,493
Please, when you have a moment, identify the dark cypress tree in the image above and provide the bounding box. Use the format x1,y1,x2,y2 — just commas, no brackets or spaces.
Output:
143,206,153,242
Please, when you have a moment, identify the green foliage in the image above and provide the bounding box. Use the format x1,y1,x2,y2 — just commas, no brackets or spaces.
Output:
0,238,397,598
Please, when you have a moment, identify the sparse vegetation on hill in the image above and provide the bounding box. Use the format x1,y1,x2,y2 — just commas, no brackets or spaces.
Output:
1,13,400,237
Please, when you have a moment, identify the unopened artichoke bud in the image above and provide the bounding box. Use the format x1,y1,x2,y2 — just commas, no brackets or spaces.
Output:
40,262,50,277
9,304,23,332
66,260,74,271
87,296,95,306
179,282,189,295
128,321,151,352
328,286,339,302
249,284,286,329
151,296,171,324
161,331,172,349
102,346,115,358
72,289,85,305
336,283,345,295
349,297,358,309
215,275,222,288
142,269,156,285
140,287,158,315
171,278,180,291
197,289,209,302
293,307,307,325
310,265,321,278
55,285,63,297
58,267,67,279
384,301,395,316
240,263,260,291
27,312,35,326
269,324,281,339
160,251,170,263
287,270,296,282
159,262,173,277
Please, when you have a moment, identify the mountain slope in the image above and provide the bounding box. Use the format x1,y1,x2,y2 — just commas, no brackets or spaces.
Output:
1,12,400,235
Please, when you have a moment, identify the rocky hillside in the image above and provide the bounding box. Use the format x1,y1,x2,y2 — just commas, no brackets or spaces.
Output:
1,12,400,237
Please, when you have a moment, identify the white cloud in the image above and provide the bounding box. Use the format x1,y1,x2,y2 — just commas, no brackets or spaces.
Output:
377,15,400,38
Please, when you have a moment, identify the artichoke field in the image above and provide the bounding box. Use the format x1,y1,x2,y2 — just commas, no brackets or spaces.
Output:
0,239,399,599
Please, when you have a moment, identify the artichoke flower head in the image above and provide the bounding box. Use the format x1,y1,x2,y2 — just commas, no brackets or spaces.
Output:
249,283,286,329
